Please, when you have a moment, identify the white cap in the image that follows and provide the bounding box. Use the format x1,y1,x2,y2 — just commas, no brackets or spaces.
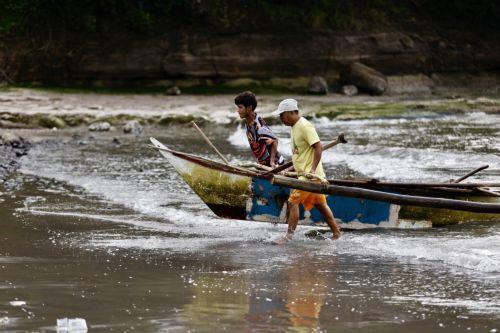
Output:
272,98,299,116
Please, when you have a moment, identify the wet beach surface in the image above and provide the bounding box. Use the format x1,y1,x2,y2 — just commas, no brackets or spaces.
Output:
1,101,500,332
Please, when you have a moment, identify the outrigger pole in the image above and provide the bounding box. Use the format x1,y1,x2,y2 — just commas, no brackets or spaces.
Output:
271,175,500,214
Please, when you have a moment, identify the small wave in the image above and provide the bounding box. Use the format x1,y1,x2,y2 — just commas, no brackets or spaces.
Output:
322,144,500,181
316,232,500,274
390,296,500,315
227,125,292,156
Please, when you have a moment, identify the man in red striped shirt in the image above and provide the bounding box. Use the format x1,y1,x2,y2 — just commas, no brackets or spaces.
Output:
235,91,284,167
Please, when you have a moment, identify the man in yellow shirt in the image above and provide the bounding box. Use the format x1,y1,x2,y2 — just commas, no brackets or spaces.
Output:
272,99,341,244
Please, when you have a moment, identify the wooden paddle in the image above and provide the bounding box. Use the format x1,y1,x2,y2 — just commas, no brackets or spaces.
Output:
189,121,262,175
261,133,347,176
191,121,230,165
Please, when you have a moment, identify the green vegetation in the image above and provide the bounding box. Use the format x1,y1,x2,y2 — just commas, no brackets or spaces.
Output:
0,113,69,128
1,0,498,40
399,201,500,227
158,115,206,126
315,102,408,120
312,98,500,120
181,165,251,207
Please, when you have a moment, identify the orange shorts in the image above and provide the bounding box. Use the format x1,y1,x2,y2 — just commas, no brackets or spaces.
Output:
288,189,327,211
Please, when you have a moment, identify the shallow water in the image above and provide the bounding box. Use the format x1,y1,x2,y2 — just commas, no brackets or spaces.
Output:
1,109,499,332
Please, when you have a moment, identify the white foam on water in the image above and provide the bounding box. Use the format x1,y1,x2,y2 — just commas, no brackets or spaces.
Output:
19,205,286,254
227,119,500,182
34,196,279,241
18,146,287,251
243,112,500,182
322,144,500,181
315,231,500,274
314,110,500,127
390,295,500,315
88,234,231,252
9,301,26,307
227,125,292,158
227,125,248,148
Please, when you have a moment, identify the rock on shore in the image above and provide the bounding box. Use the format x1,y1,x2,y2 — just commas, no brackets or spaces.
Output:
341,62,388,95
0,132,30,180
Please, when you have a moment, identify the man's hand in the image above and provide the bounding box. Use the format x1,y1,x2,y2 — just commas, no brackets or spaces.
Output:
270,161,276,168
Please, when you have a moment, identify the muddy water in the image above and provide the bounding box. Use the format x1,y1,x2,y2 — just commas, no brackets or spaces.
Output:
0,108,499,332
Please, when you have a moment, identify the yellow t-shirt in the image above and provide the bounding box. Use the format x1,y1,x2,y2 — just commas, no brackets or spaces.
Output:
291,117,325,181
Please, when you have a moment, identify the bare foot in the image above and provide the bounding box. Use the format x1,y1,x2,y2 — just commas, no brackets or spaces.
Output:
332,231,341,240
272,233,293,245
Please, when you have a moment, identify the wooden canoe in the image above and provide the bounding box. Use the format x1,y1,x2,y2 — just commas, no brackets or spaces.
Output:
150,138,500,229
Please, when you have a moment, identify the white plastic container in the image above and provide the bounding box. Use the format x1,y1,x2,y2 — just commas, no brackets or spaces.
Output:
56,317,88,332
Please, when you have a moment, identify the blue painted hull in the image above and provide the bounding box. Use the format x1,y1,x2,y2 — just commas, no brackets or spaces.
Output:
247,177,402,228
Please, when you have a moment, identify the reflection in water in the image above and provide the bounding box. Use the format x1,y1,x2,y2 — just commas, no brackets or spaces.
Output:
179,253,337,331
180,273,250,327
283,256,333,330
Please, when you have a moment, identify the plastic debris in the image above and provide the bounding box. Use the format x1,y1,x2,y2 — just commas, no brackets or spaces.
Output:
56,318,88,332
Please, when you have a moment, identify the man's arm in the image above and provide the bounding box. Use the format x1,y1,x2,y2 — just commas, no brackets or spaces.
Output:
310,141,322,174
269,138,278,167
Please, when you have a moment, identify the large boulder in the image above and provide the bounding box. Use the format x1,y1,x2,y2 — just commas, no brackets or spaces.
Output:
341,62,388,95
307,76,329,95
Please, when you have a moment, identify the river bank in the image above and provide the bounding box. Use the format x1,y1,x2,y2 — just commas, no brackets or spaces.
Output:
1,87,499,129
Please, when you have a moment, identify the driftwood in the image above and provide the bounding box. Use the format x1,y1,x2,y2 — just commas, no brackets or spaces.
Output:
271,175,500,214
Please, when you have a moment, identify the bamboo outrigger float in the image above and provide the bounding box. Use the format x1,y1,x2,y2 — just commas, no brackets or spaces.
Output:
150,137,500,229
